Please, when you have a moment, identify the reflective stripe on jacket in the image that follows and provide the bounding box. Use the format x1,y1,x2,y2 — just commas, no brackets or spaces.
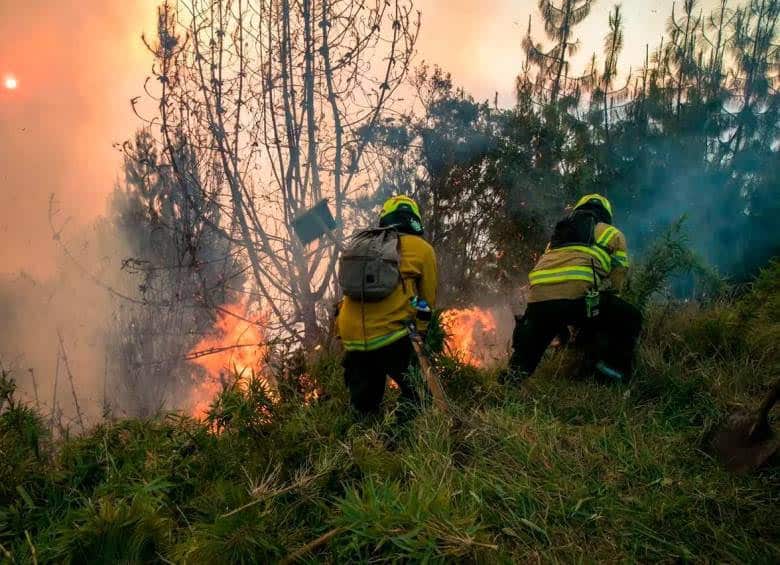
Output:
528,222,630,303
337,234,437,351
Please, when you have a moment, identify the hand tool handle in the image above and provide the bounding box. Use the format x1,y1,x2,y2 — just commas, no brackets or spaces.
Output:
407,326,448,413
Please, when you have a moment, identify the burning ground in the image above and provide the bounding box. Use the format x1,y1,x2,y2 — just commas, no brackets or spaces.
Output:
1,261,778,562
187,303,512,419
441,305,514,368
186,301,272,420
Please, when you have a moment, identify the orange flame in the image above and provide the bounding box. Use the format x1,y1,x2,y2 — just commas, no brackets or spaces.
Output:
187,300,269,419
441,307,499,367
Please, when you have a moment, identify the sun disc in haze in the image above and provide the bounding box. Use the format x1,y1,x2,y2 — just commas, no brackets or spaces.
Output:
4,75,18,90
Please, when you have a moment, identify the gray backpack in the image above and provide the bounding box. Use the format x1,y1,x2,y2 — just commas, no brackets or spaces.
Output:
338,227,401,301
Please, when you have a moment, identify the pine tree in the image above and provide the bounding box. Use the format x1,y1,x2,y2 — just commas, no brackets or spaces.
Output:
522,0,594,104
727,0,780,156
667,0,703,121
600,5,625,150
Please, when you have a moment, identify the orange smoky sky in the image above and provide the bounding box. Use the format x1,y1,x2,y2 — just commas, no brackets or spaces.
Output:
0,0,725,277
0,0,157,277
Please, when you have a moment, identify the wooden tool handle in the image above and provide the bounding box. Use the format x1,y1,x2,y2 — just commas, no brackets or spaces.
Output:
410,336,448,413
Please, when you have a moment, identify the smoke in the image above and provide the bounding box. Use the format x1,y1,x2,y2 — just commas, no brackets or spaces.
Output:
0,0,156,277
0,201,209,425
0,217,132,425
0,1,157,425
613,141,780,281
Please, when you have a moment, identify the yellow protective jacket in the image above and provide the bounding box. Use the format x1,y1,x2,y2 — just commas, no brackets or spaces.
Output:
528,222,630,303
337,234,437,351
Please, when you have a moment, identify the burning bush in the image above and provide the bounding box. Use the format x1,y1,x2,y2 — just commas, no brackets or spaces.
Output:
440,306,514,368
187,301,272,419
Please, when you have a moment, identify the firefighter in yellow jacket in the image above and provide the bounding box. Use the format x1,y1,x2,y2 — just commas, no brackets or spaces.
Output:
337,196,437,415
509,194,642,382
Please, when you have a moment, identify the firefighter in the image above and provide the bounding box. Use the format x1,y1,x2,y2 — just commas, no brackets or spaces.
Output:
337,196,438,416
508,194,642,382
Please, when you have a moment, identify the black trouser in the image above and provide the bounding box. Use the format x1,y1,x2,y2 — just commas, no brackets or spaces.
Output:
342,337,420,416
510,294,642,379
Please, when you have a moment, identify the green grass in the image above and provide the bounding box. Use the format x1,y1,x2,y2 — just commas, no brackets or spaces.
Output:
1,262,778,563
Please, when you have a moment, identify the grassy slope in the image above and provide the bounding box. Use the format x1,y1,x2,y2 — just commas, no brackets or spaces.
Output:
1,263,779,563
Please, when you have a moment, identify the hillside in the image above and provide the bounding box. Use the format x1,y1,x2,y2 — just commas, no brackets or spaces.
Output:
1,262,778,563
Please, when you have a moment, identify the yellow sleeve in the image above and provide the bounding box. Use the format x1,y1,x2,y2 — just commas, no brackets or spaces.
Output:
403,236,437,332
603,227,630,292
418,242,438,309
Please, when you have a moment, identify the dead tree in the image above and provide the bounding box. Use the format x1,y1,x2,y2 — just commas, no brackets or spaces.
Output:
146,0,419,345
